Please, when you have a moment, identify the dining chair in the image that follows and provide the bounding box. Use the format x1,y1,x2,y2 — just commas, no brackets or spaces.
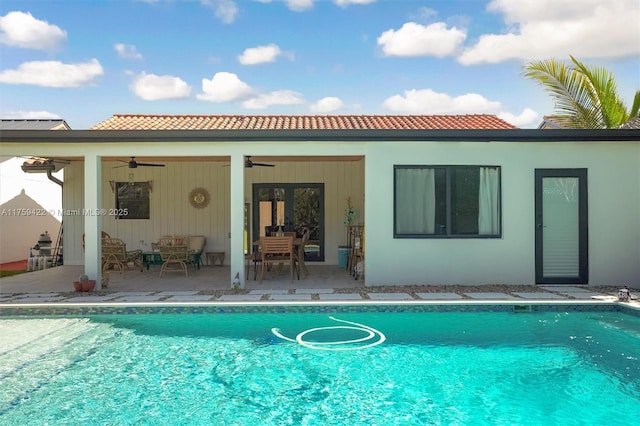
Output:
245,250,262,280
294,228,311,277
259,236,298,283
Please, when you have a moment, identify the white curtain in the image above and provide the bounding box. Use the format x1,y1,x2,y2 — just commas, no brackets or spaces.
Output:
478,167,499,235
396,168,435,234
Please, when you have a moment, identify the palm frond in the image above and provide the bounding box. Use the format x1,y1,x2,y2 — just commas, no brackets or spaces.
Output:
525,56,638,128
524,58,600,128
570,56,628,128
630,90,640,119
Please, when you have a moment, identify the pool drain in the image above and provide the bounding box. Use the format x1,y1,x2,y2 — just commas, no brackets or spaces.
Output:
271,316,386,351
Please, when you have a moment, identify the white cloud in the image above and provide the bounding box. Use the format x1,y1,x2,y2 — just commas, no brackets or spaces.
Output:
243,90,305,109
498,108,539,128
377,22,466,57
130,72,191,100
197,72,253,102
114,43,143,60
259,0,375,11
0,11,67,50
0,59,103,87
0,110,61,119
286,0,314,11
310,97,345,113
383,89,502,114
334,0,376,6
200,0,239,24
238,44,283,65
459,0,640,64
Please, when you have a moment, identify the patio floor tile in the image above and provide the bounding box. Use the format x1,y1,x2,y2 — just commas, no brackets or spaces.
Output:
218,294,263,301
109,292,155,297
295,288,334,294
415,292,464,300
111,295,165,302
249,289,289,295
156,291,200,296
9,296,69,303
463,292,518,300
317,293,363,300
14,292,62,298
367,293,413,300
164,295,216,302
269,294,312,301
63,296,120,302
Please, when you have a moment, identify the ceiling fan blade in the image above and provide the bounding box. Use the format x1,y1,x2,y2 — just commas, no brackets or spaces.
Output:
136,162,165,167
251,162,275,167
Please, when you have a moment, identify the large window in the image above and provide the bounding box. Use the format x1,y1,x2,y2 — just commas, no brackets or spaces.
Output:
394,165,501,238
115,182,150,219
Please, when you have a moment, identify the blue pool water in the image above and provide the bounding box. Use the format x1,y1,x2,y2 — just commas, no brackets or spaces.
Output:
1,309,639,425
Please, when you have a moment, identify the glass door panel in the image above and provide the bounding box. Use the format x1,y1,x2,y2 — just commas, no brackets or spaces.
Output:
542,177,579,277
294,187,322,261
257,187,285,237
253,183,324,261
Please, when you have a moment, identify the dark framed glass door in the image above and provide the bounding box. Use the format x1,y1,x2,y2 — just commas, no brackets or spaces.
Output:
252,183,324,261
535,169,588,284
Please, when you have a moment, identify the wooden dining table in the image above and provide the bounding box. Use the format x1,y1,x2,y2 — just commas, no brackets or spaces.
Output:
252,237,309,277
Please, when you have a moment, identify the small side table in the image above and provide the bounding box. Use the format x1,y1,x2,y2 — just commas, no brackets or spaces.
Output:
190,252,202,270
206,251,225,266
142,252,163,270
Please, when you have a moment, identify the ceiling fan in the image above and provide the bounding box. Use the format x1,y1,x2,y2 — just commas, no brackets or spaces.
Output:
115,157,165,168
245,156,275,168
223,156,275,168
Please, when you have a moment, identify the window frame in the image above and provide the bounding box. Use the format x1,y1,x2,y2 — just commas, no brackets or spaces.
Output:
393,165,502,239
115,181,151,220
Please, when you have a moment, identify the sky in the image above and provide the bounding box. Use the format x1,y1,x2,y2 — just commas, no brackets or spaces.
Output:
0,0,638,131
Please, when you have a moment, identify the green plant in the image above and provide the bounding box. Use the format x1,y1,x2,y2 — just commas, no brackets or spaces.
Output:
343,196,356,226
524,55,640,128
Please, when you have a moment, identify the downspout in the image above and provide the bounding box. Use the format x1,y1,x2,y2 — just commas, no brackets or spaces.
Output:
47,166,63,187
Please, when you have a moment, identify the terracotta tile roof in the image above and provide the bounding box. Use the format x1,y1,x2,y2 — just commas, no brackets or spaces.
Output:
91,114,517,130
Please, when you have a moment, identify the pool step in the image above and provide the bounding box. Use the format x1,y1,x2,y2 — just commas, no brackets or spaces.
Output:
0,318,118,414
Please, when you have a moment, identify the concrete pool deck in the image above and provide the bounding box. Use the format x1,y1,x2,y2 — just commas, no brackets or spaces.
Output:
1,264,638,306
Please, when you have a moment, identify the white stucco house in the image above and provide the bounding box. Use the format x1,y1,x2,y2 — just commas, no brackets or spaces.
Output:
1,114,638,288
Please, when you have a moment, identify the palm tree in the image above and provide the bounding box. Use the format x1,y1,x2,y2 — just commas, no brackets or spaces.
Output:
524,55,640,128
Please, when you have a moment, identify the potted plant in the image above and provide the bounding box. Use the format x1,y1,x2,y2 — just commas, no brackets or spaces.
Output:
74,274,96,292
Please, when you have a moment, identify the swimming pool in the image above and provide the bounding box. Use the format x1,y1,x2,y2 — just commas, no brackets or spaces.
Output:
1,304,639,425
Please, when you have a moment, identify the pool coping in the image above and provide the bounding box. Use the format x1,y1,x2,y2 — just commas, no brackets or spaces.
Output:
2,299,639,316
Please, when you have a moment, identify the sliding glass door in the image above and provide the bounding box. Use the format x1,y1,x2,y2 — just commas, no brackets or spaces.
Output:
252,183,324,261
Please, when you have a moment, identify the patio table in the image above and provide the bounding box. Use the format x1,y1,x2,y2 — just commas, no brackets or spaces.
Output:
142,251,201,271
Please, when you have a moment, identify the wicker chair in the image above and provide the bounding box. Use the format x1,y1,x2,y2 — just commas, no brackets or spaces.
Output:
158,238,191,277
101,238,142,277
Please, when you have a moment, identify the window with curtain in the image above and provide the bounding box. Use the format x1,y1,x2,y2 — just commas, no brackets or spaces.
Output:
394,165,501,238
